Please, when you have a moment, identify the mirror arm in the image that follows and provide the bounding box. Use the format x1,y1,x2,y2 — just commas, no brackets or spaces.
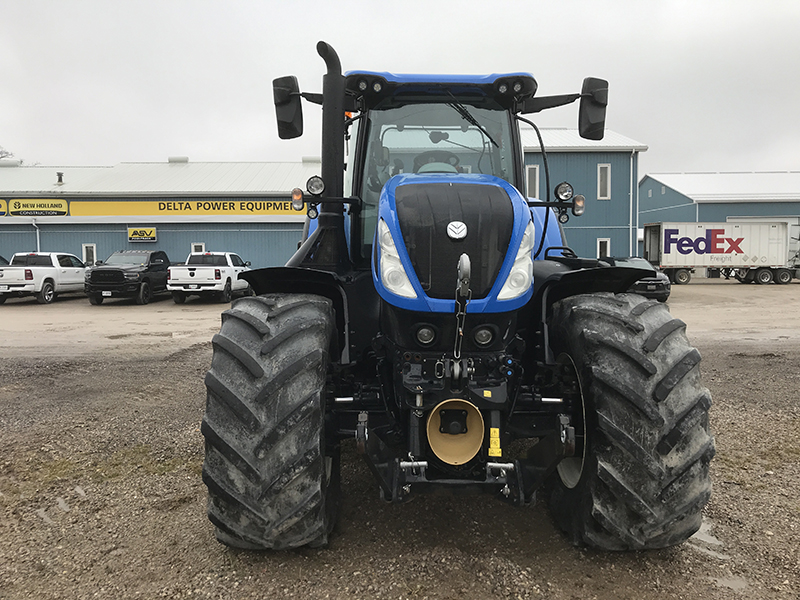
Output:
521,93,580,114
300,92,323,105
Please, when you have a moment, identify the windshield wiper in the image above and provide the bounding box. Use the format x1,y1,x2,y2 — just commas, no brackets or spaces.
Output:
446,95,499,148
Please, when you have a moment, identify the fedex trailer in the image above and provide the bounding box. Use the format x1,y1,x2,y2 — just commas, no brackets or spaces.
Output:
643,221,799,284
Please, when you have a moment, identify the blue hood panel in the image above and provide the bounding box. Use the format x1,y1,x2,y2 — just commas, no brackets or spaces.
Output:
372,174,536,313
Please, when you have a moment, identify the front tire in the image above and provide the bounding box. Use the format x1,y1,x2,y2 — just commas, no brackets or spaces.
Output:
88,294,104,305
172,291,187,304
201,294,340,550
547,293,714,550
136,281,151,305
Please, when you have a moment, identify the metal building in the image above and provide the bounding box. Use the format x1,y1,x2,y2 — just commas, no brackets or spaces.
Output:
640,172,800,220
522,127,648,259
1,131,648,266
0,158,321,267
638,172,800,255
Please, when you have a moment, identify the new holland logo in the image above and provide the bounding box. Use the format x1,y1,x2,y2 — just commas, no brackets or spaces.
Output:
447,221,467,240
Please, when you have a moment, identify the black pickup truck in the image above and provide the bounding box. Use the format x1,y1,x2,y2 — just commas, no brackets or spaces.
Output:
85,250,171,305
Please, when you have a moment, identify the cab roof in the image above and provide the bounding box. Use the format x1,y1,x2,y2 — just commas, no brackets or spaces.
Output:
344,71,538,110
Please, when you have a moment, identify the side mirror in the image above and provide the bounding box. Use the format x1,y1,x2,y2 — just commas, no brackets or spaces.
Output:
245,261,251,267
578,77,608,141
95,260,104,266
273,75,303,139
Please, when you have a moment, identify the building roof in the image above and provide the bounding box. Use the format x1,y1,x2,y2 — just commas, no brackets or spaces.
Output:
642,171,800,203
0,129,646,197
521,127,647,153
0,158,322,197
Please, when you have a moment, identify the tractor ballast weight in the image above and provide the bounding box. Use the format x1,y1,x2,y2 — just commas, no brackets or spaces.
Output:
202,42,714,552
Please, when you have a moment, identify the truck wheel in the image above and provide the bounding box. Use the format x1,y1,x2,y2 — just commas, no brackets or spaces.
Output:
36,281,56,304
0,295,6,304
673,269,691,285
755,268,773,284
547,293,714,550
88,294,104,305
172,292,187,304
218,281,232,303
201,293,340,549
775,269,793,284
136,281,151,305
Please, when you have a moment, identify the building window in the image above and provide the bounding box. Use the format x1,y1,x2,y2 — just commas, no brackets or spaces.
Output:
526,165,540,199
598,164,611,200
191,242,206,253
82,243,97,265
648,189,652,198
597,238,610,258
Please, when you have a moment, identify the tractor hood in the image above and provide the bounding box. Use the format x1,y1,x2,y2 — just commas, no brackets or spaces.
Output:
372,173,534,313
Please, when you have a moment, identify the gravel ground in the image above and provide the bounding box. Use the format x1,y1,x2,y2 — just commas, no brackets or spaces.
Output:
0,281,798,599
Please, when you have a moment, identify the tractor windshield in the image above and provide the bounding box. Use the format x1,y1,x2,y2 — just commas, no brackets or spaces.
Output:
357,102,516,258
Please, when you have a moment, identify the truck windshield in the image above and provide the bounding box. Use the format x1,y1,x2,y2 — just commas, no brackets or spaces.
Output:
105,254,148,266
358,102,515,257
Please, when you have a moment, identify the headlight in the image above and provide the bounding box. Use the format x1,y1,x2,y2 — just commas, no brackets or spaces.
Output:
555,182,574,201
497,221,534,300
124,272,140,280
377,219,417,299
306,176,325,196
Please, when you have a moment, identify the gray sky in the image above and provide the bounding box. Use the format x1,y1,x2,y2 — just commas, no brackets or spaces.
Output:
2,0,799,177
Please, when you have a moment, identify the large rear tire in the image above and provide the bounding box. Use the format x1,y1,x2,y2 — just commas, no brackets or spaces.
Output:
547,293,714,550
201,293,340,550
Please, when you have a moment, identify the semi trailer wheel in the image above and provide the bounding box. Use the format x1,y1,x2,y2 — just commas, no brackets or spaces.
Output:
547,293,714,550
201,293,340,550
755,268,773,284
673,269,691,285
775,269,793,284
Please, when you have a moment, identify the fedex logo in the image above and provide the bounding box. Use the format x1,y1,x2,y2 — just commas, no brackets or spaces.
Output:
664,228,745,255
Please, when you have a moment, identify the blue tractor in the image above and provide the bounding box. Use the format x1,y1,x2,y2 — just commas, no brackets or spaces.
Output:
201,42,714,551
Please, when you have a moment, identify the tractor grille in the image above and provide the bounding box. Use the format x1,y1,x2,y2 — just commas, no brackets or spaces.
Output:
395,182,514,299
90,269,125,284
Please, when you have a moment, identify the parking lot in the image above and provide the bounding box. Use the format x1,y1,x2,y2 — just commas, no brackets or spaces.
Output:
1,280,798,599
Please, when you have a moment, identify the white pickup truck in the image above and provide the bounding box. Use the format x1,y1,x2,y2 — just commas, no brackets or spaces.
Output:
167,252,251,303
0,252,87,304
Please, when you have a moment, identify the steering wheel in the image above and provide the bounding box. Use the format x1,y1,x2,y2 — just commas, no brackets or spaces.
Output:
413,150,460,173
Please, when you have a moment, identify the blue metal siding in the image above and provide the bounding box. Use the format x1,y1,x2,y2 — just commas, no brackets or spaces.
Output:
638,176,697,223
0,222,302,268
699,202,800,221
525,151,636,257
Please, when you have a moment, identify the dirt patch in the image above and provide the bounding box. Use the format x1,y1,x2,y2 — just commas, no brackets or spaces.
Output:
1,281,798,599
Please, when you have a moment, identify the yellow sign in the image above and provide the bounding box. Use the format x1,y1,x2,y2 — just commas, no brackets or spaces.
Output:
8,199,69,216
488,427,502,457
0,200,6,216
128,227,157,242
70,199,303,217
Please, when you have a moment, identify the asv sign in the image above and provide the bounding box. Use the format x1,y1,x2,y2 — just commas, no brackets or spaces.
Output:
128,227,157,242
664,228,744,255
